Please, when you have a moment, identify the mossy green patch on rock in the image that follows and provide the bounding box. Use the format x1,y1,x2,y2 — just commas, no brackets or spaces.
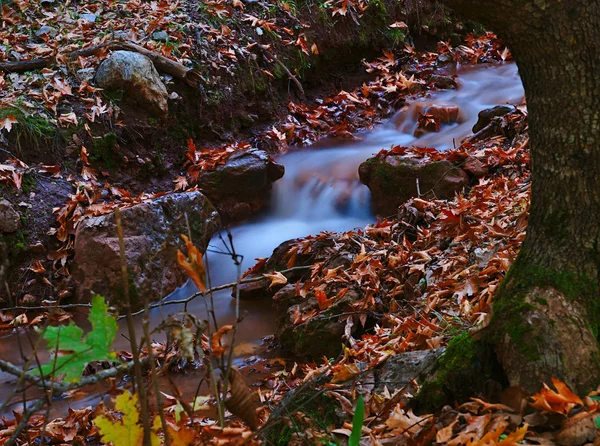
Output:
413,333,504,411
358,156,469,216
489,253,600,354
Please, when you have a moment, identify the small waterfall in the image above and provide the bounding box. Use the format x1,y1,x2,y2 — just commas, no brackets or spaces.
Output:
159,63,525,342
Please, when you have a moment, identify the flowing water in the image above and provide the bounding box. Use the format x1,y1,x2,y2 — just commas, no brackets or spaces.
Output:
0,62,524,414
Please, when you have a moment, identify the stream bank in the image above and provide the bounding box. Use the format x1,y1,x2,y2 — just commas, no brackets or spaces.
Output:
0,0,488,307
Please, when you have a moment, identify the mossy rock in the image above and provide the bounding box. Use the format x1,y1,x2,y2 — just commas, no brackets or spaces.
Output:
358,155,469,216
412,333,506,411
274,285,361,359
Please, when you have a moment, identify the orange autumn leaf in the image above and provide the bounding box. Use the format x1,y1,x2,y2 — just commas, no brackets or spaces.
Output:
316,289,334,310
331,363,360,384
176,234,207,292
211,325,233,358
530,378,582,414
168,425,198,446
498,424,528,446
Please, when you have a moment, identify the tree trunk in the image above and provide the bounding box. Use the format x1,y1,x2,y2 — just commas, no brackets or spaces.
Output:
442,0,600,393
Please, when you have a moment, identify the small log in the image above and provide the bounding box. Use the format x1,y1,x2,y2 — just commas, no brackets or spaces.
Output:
0,40,202,87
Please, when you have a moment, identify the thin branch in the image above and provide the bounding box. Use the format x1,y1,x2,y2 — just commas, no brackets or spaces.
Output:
5,265,312,314
0,355,150,395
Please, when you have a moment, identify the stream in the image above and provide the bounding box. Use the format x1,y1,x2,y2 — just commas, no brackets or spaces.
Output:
0,62,524,415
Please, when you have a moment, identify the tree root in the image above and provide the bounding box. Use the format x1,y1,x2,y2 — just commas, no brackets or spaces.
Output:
0,40,202,88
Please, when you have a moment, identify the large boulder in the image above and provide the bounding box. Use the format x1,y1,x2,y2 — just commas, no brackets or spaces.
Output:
359,155,469,216
95,50,169,118
0,200,20,233
198,149,285,221
73,191,219,307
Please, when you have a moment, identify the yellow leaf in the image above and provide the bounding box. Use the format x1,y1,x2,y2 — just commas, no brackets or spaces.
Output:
177,234,207,292
498,424,528,446
168,425,198,446
94,391,160,446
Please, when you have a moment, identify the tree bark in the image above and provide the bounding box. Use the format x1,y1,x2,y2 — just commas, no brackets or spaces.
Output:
442,0,600,393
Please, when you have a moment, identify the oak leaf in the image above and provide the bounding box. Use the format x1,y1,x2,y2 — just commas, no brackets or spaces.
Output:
39,295,117,382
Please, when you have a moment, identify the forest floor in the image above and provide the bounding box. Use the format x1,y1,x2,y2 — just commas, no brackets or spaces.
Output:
1,0,599,445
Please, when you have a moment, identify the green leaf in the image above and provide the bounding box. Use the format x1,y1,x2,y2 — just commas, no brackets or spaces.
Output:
39,295,118,382
349,394,364,446
595,416,600,430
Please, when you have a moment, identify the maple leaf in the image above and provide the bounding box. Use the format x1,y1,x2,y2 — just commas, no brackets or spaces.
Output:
176,234,207,292
0,116,18,132
167,425,198,445
39,295,118,382
173,176,188,191
95,391,160,446
263,271,287,289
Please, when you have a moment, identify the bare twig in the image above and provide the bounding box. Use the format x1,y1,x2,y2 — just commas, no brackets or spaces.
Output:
5,399,44,446
6,265,311,314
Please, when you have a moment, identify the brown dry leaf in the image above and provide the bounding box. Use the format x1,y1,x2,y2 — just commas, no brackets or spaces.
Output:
29,260,46,274
330,364,360,384
263,271,287,289
225,367,258,430
555,413,596,446
471,398,515,413
176,234,207,292
58,112,78,127
385,406,431,435
211,325,233,358
436,419,458,443
173,176,188,191
447,414,491,446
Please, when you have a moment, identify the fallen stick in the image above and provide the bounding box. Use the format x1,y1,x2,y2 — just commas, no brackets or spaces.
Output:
0,356,150,395
0,40,202,87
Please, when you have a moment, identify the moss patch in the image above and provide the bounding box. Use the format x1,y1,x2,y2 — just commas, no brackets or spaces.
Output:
490,254,600,351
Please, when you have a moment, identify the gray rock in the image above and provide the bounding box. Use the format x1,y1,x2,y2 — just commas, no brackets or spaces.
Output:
152,31,169,42
95,50,169,118
436,53,454,66
429,74,457,90
472,105,514,133
198,149,284,221
79,13,97,23
273,284,362,359
359,155,469,216
36,26,57,38
73,191,220,307
198,149,284,197
0,200,20,233
374,349,445,394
